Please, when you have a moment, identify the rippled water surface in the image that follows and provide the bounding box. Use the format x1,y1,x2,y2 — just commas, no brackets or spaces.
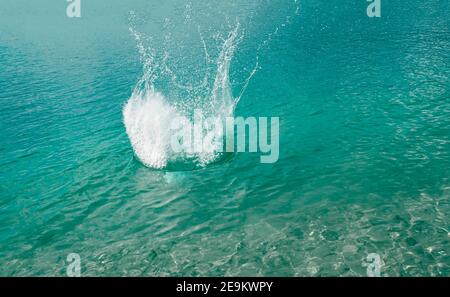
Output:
0,0,449,276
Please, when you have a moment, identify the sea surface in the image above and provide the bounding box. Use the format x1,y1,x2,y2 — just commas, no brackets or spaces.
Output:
0,0,449,276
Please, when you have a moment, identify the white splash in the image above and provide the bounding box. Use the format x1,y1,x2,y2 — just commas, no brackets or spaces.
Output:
123,1,299,170
123,22,243,169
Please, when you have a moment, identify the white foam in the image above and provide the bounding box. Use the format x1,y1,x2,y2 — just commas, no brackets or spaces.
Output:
123,22,241,169
123,3,300,169
123,90,178,169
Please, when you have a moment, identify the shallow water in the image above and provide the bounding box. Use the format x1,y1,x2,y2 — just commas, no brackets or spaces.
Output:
0,0,449,276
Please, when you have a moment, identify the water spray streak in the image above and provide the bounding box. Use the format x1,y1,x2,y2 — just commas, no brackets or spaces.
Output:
123,1,300,169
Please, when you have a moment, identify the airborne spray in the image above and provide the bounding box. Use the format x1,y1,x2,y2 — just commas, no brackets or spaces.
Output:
123,1,300,170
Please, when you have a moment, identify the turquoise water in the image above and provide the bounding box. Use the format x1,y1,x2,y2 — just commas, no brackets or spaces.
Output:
0,0,449,276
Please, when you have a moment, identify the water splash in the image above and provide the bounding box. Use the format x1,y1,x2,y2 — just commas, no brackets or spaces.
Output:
124,18,244,169
123,1,300,170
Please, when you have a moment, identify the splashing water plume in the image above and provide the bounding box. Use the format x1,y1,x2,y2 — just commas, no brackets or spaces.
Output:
123,2,300,170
